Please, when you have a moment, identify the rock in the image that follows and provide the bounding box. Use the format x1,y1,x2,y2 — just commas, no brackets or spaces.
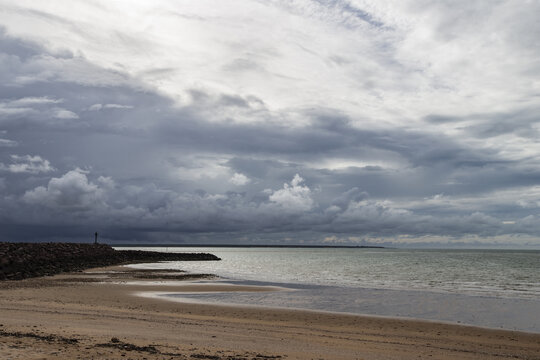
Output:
0,242,220,281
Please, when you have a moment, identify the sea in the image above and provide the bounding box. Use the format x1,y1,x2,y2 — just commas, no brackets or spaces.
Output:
116,247,540,333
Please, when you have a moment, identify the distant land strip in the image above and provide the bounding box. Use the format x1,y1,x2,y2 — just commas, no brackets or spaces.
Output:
111,244,386,249
0,242,220,281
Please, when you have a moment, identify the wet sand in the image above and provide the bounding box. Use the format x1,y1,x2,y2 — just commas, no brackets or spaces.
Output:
1,266,539,359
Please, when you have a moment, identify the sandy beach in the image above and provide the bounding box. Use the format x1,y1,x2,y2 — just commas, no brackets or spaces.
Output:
1,266,539,360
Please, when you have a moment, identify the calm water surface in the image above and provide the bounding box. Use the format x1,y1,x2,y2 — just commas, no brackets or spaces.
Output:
119,247,540,299
117,247,540,332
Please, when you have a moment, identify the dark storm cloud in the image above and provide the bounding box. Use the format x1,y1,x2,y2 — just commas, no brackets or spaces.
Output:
1,28,540,245
426,108,540,139
465,109,540,139
0,28,41,60
154,103,520,203
424,115,463,124
157,105,486,167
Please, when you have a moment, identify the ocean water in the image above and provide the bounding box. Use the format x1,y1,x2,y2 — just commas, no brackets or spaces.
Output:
120,247,540,299
118,247,540,332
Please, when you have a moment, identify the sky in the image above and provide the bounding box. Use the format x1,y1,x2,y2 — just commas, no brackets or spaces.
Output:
0,0,540,247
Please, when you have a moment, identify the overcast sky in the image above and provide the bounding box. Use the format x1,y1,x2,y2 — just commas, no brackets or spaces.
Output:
1,0,540,247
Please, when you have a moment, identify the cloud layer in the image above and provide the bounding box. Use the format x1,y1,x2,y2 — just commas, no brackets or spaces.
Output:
1,1,540,246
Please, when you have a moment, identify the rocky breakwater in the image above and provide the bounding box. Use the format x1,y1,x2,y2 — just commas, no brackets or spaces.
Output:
0,242,220,281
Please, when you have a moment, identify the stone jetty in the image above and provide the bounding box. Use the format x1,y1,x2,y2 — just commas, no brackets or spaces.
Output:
0,242,220,280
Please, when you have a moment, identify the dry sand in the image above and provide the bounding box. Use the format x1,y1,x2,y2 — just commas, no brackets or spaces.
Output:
0,266,539,360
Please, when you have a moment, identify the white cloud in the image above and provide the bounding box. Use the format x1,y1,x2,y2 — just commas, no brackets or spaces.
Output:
0,1,536,122
88,104,103,111
53,108,79,119
229,172,250,186
0,155,54,174
88,103,133,111
104,104,133,109
97,175,115,188
23,168,104,209
171,156,231,181
2,1,538,133
0,104,35,117
8,97,62,106
0,138,17,147
269,174,314,211
0,98,76,125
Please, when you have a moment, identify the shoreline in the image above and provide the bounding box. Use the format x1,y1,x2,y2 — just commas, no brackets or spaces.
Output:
124,247,540,302
127,274,540,334
140,291,540,338
138,288,540,336
1,265,539,359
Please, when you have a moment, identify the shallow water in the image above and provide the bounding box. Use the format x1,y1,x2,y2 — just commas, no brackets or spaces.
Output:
151,280,540,333
119,247,540,299
119,247,540,332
